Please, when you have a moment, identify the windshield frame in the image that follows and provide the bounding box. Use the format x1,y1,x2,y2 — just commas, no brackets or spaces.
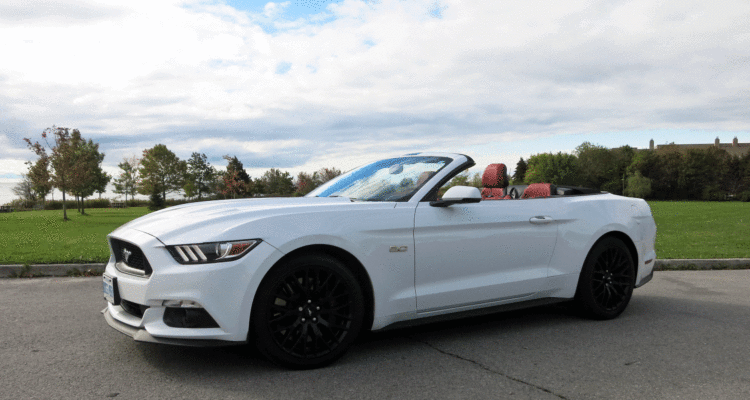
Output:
306,155,454,202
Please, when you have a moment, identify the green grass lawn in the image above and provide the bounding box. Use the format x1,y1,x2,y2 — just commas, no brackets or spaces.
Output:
0,207,150,265
0,202,748,264
648,201,750,259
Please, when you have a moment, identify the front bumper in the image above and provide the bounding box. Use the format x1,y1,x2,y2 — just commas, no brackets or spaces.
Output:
102,307,233,346
103,228,284,344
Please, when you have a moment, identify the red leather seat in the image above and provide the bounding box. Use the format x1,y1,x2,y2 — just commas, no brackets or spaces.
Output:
521,183,554,199
481,164,509,200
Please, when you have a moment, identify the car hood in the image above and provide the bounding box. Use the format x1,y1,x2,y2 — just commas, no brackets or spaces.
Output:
113,197,372,244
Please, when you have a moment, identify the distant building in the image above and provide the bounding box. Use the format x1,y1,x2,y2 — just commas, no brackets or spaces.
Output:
648,137,749,157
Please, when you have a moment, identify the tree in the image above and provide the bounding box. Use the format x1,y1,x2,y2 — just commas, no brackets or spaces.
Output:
259,168,294,196
525,152,578,185
67,134,108,214
220,169,246,199
317,167,342,184
26,157,52,203
575,143,635,194
12,173,36,206
113,156,140,202
185,153,216,200
93,168,111,199
25,126,82,221
513,158,527,184
679,147,729,200
295,171,319,196
219,155,252,198
138,144,187,201
624,171,652,199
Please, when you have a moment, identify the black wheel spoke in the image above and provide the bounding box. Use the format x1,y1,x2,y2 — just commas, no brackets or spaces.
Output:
264,264,358,359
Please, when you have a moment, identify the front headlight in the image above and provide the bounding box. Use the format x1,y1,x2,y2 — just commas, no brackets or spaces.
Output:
166,239,261,264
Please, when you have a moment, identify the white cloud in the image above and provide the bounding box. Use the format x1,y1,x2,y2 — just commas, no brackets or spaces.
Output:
0,0,748,179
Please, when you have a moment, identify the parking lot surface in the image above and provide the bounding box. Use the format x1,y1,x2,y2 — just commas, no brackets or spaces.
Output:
1,271,749,400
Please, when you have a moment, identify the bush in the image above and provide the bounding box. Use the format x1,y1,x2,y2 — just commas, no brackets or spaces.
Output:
44,199,112,210
701,185,727,201
739,191,750,202
44,200,78,210
624,172,652,199
5,198,36,210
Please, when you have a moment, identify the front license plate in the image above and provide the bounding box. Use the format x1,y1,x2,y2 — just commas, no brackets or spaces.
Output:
102,274,120,305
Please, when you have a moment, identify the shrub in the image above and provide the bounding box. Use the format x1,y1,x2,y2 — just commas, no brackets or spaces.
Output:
624,172,652,199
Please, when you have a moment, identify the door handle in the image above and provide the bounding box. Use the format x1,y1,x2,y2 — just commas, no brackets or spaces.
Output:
529,216,554,225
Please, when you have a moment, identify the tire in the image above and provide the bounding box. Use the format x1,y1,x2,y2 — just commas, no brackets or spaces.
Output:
574,237,636,320
251,254,365,369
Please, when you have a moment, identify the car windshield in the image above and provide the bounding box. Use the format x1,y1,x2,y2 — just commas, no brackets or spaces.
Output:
307,156,452,202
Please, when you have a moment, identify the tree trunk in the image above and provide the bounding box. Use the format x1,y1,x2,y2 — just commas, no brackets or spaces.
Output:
62,190,68,221
81,196,86,215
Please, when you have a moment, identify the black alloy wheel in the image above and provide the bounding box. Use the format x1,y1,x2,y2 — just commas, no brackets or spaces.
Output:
574,237,635,320
252,254,365,369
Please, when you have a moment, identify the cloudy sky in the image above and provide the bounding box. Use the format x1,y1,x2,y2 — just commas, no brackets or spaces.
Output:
1,0,749,188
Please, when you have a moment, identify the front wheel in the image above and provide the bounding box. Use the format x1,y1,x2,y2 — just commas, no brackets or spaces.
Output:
251,254,365,369
574,237,636,320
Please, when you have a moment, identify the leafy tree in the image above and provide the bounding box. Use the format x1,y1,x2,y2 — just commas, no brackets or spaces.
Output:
513,158,527,184
575,143,635,194
259,168,295,196
185,153,216,200
113,156,140,202
138,144,187,201
93,168,111,199
24,126,82,221
624,171,652,198
67,133,106,215
294,167,344,196
679,147,729,200
525,152,578,185
220,169,247,199
219,155,252,198
295,171,319,196
317,167,342,184
723,155,744,198
26,157,52,203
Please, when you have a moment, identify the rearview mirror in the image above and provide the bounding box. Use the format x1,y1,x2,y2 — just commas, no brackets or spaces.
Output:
430,186,482,207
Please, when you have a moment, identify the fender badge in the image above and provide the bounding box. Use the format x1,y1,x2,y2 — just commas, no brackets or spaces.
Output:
389,246,408,253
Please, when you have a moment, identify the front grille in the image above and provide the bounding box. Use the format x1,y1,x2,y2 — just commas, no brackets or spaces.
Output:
110,238,153,276
120,299,150,319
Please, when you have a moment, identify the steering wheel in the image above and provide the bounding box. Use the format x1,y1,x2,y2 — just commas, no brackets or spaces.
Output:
508,187,520,199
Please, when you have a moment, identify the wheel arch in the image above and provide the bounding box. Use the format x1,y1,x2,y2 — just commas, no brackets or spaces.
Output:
591,231,639,279
257,244,376,333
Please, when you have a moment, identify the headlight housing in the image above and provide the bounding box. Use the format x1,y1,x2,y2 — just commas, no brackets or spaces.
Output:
166,239,261,264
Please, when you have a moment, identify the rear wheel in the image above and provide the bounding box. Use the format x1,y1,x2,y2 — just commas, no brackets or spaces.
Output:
574,237,635,320
252,254,365,369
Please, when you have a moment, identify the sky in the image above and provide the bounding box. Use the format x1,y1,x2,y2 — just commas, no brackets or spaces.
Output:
1,0,749,197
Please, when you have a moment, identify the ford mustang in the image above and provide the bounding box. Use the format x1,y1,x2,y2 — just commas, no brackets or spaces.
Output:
102,152,657,369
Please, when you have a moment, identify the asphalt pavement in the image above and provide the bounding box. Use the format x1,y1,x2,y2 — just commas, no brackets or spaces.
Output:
1,271,749,400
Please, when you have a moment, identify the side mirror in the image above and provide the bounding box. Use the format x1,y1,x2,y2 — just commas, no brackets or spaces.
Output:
430,186,482,207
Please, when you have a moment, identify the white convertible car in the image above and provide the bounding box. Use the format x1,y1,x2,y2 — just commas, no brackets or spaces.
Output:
103,152,657,368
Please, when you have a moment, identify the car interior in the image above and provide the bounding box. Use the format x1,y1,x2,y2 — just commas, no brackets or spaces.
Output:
480,163,601,200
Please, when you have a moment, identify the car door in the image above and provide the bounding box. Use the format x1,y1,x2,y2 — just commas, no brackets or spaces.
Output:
413,198,559,312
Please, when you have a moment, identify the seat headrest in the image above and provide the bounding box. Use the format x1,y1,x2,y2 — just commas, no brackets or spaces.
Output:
521,183,554,199
482,164,508,188
416,171,436,186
